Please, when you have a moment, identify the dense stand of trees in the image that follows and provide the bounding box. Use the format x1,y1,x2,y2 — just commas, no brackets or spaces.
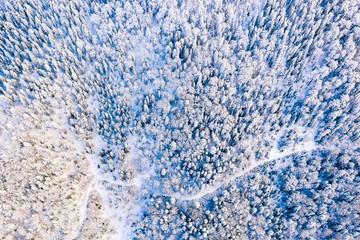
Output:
0,0,359,239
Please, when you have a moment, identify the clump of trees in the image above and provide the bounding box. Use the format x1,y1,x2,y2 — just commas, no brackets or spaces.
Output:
1,0,359,239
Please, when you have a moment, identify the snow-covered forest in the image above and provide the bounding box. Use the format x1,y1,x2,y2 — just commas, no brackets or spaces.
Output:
0,0,360,239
